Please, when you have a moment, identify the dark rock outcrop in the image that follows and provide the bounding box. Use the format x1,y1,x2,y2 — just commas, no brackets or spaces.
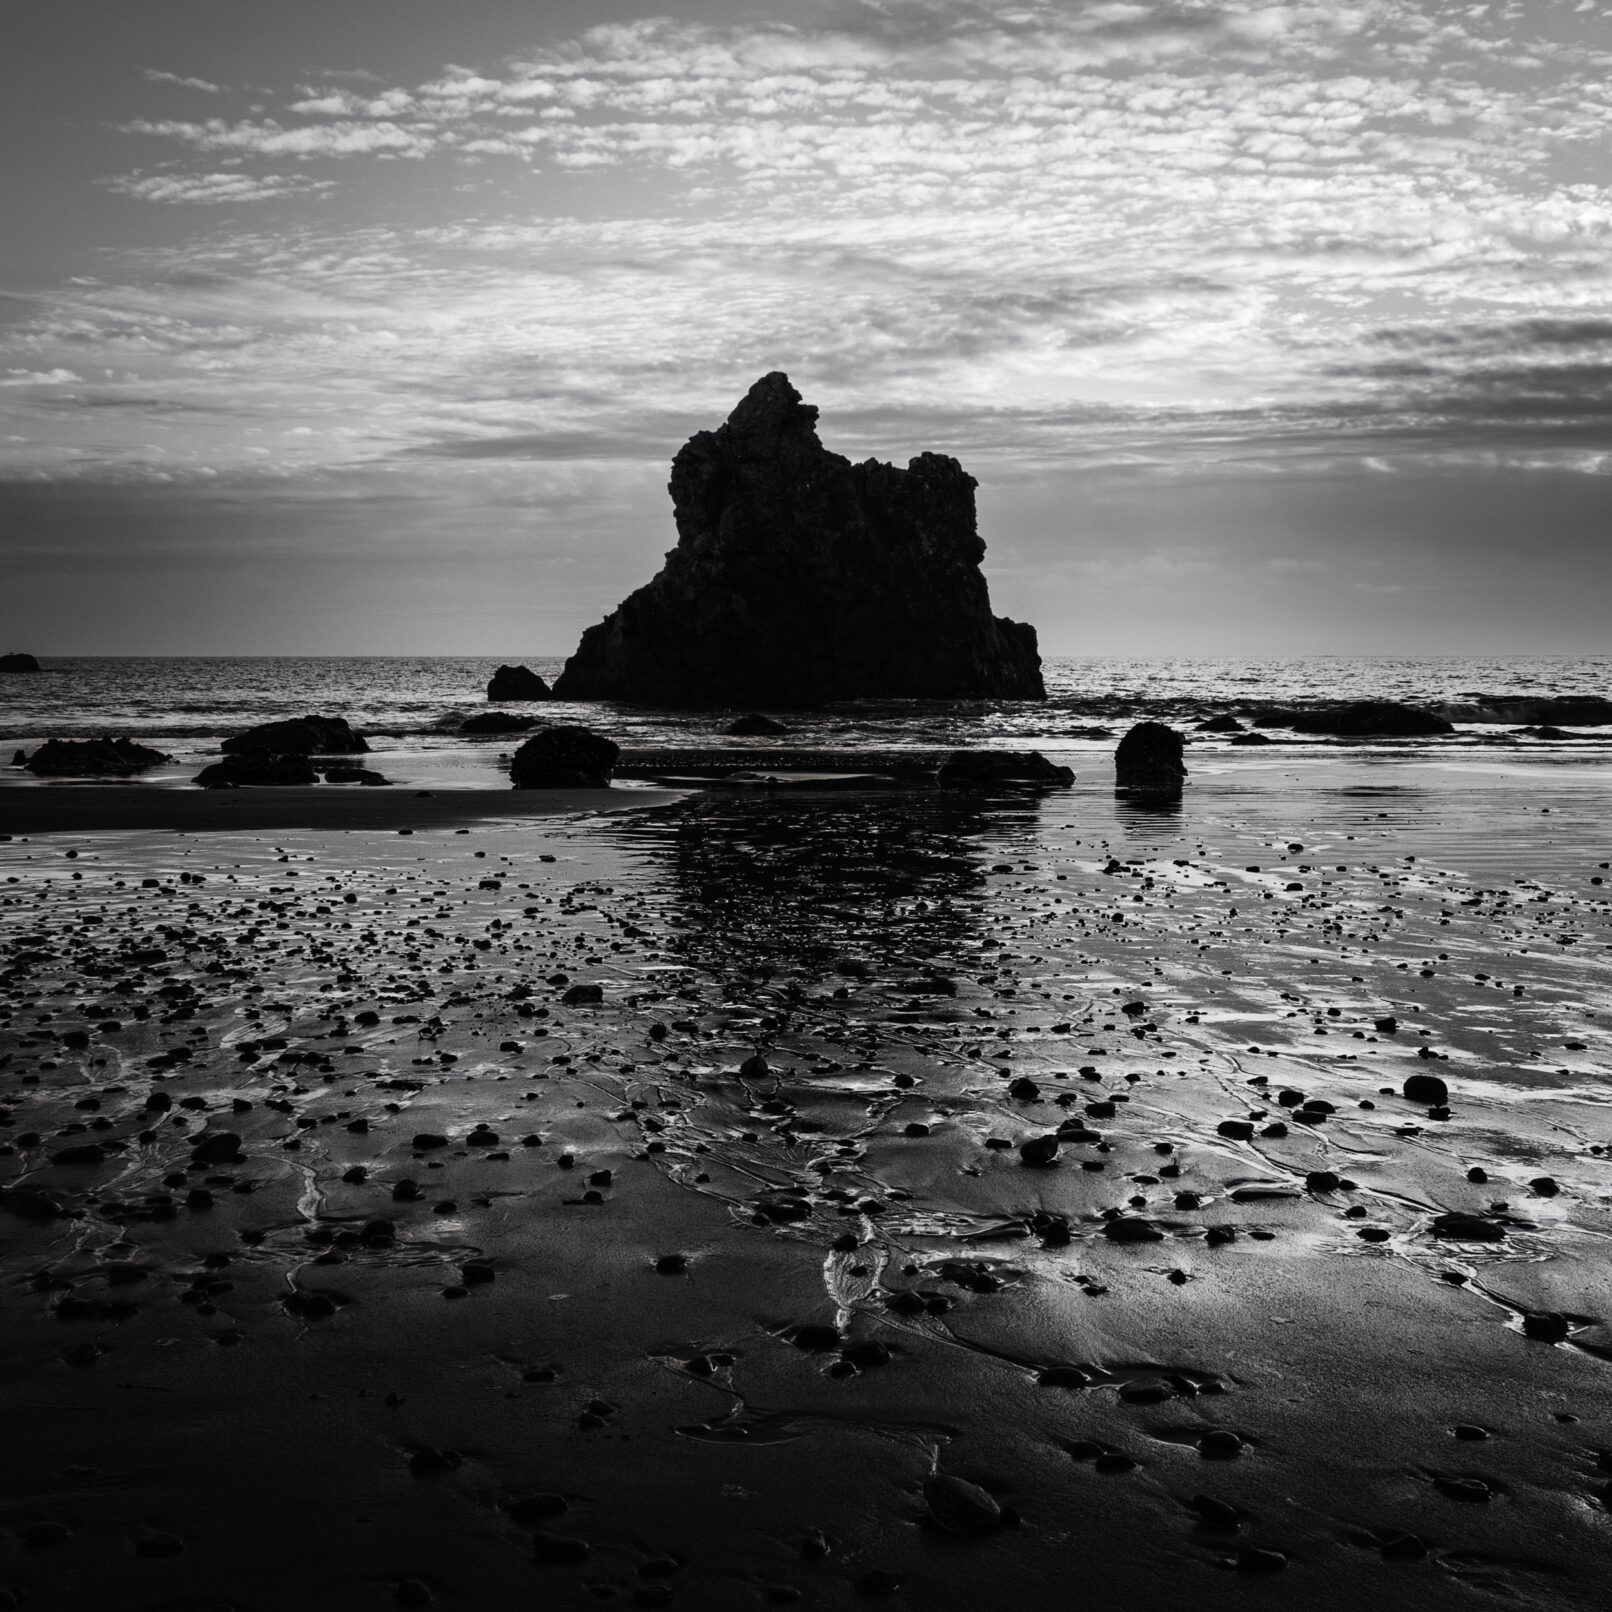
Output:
487,665,552,702
22,738,170,776
221,716,368,755
460,712,541,735
1116,722,1187,791
510,726,619,789
1438,694,1612,726
194,754,319,788
724,713,789,737
1288,702,1452,737
321,765,392,786
0,652,40,673
1197,713,1243,732
937,750,1073,787
552,373,1045,708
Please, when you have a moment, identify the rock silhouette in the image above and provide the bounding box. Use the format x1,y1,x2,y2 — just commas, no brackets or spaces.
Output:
194,754,319,788
552,373,1045,708
1288,702,1453,736
724,713,789,737
487,665,552,702
21,737,169,775
510,726,619,788
460,712,541,734
1115,722,1187,792
0,652,40,672
221,716,368,755
937,750,1073,787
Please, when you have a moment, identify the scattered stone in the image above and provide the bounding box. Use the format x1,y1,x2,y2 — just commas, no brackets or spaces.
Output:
923,1474,1002,1533
1403,1073,1449,1105
461,711,541,734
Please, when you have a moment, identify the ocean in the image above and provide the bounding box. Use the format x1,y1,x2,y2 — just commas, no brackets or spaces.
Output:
3,654,1610,791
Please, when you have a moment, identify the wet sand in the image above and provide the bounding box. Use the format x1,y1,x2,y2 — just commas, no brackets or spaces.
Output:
2,758,1611,1610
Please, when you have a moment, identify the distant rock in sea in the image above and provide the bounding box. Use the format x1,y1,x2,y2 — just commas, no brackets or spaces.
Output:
510,726,618,789
460,712,542,734
1288,702,1453,737
0,652,40,673
221,716,369,755
724,713,789,736
552,372,1045,708
487,665,552,702
1437,694,1612,726
1116,722,1187,792
22,737,170,775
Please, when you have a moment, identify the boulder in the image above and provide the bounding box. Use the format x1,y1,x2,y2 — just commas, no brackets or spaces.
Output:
487,665,552,702
510,726,619,789
321,765,392,786
22,738,170,776
1116,722,1186,791
1196,713,1242,732
1288,702,1452,737
220,716,368,755
724,713,789,737
552,373,1045,708
460,712,541,735
0,652,40,673
936,750,1073,787
194,754,319,788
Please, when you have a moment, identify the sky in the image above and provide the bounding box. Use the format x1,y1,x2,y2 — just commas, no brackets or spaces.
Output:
2,0,1610,657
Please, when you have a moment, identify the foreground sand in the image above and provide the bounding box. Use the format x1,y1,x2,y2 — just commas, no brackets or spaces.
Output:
2,758,1611,1611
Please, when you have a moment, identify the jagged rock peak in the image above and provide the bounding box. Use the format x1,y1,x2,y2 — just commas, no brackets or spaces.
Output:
553,373,1046,709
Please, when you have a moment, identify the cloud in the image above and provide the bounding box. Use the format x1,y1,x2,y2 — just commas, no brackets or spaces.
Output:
141,69,226,94
106,171,339,205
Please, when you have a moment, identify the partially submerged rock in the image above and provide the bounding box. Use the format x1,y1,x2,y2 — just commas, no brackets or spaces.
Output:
0,651,40,673
510,726,619,789
1116,722,1186,792
937,750,1073,787
321,765,392,786
460,712,541,735
221,716,369,755
1438,694,1612,726
487,664,552,702
553,373,1045,708
22,737,170,776
724,713,789,737
1288,702,1453,737
194,754,319,788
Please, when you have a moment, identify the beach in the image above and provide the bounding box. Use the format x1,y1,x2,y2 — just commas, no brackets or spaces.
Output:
3,752,1611,1610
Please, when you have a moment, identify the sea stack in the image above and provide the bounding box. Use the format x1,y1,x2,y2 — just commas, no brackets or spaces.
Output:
552,373,1045,708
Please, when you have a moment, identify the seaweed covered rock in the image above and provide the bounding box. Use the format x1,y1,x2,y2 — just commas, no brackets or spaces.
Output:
937,750,1073,787
0,652,40,672
1116,722,1186,791
1288,702,1452,737
553,373,1045,708
194,754,319,788
221,716,368,755
487,665,552,702
22,737,170,775
510,726,619,789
